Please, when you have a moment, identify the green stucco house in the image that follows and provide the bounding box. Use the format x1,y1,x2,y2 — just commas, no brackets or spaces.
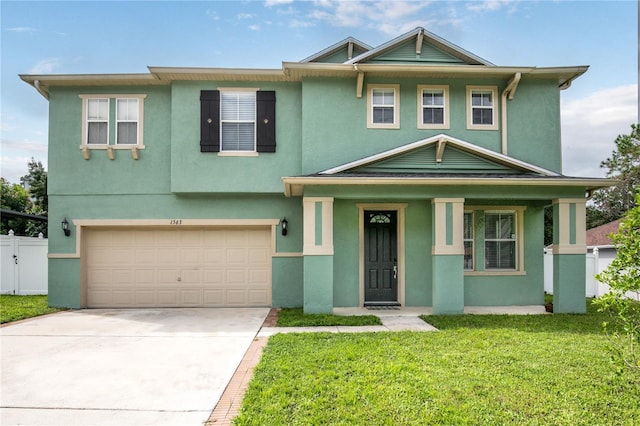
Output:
21,28,610,314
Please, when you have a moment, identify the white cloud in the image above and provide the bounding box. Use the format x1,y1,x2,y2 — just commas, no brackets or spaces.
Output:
561,84,638,177
304,0,432,35
206,9,220,21
248,24,261,31
6,27,38,33
466,0,518,13
265,0,294,6
29,58,60,74
290,19,315,28
238,13,255,19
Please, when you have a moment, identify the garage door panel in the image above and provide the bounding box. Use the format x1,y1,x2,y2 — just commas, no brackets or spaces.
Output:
181,248,202,264
158,247,180,264
135,248,156,264
248,289,269,305
86,228,271,308
112,269,134,284
180,269,202,283
135,290,156,305
180,290,203,305
135,269,156,284
181,230,203,245
226,270,247,283
249,269,269,283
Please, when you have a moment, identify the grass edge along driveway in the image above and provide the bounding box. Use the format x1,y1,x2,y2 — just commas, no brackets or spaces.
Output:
234,300,640,425
0,295,62,324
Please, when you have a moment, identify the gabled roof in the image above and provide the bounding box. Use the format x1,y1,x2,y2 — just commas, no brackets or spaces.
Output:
300,37,373,63
346,27,494,66
320,134,559,176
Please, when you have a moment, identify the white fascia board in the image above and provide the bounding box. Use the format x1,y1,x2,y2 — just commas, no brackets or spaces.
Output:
319,134,560,176
282,176,614,197
347,27,494,66
299,37,373,63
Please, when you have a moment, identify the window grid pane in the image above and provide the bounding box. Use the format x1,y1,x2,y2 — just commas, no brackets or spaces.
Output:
117,122,137,144
372,89,394,106
88,122,108,144
221,122,255,151
87,99,109,144
373,107,394,124
221,92,256,151
484,212,516,270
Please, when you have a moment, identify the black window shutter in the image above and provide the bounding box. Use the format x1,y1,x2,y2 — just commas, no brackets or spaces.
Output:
200,90,220,152
256,91,276,153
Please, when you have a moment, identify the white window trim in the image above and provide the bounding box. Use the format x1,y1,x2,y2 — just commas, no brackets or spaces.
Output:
417,85,449,130
218,87,258,154
367,84,400,129
464,206,525,276
79,94,146,149
466,86,498,131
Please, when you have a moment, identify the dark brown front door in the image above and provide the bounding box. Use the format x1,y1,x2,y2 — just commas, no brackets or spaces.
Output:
364,211,398,304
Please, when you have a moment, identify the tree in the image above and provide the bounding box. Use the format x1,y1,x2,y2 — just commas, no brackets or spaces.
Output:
590,124,640,226
595,193,640,384
0,178,31,235
20,158,48,213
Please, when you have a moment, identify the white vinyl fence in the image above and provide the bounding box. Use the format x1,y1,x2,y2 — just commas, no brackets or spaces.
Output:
1,231,48,295
544,247,639,301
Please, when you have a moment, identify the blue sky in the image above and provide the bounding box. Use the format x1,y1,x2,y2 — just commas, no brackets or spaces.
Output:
1,0,637,182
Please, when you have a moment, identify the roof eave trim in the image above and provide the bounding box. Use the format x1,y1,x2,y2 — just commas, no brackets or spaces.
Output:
282,176,614,197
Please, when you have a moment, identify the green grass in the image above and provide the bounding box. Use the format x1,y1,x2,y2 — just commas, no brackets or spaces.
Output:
0,295,62,324
235,300,640,425
276,308,382,327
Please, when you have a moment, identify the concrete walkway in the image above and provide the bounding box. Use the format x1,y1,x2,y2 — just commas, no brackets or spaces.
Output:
258,315,438,336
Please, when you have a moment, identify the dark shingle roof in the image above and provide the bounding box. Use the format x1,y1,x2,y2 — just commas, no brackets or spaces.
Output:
586,219,622,247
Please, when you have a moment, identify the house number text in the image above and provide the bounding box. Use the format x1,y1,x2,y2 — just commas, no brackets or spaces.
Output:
170,219,183,225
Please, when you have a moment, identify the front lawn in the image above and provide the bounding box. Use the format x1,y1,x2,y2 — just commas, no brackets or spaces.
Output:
0,295,62,324
235,300,640,425
276,307,381,327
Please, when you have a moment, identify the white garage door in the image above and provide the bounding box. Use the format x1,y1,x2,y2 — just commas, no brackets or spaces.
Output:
85,227,271,308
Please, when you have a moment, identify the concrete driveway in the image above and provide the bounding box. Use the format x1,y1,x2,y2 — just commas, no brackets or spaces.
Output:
1,308,269,426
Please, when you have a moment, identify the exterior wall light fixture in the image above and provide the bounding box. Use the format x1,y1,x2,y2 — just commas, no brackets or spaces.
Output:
281,217,288,236
61,218,71,237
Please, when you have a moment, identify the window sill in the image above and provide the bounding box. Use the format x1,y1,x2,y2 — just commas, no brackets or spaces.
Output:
217,151,259,157
465,270,526,276
79,144,145,160
367,123,400,130
418,124,450,130
466,124,499,131
79,144,145,150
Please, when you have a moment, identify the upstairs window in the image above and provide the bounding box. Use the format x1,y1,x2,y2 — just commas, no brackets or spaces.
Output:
367,84,399,129
200,89,276,154
418,85,449,129
221,91,256,152
466,86,498,130
81,94,146,148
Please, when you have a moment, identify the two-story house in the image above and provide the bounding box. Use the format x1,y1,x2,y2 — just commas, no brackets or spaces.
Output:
21,28,610,314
